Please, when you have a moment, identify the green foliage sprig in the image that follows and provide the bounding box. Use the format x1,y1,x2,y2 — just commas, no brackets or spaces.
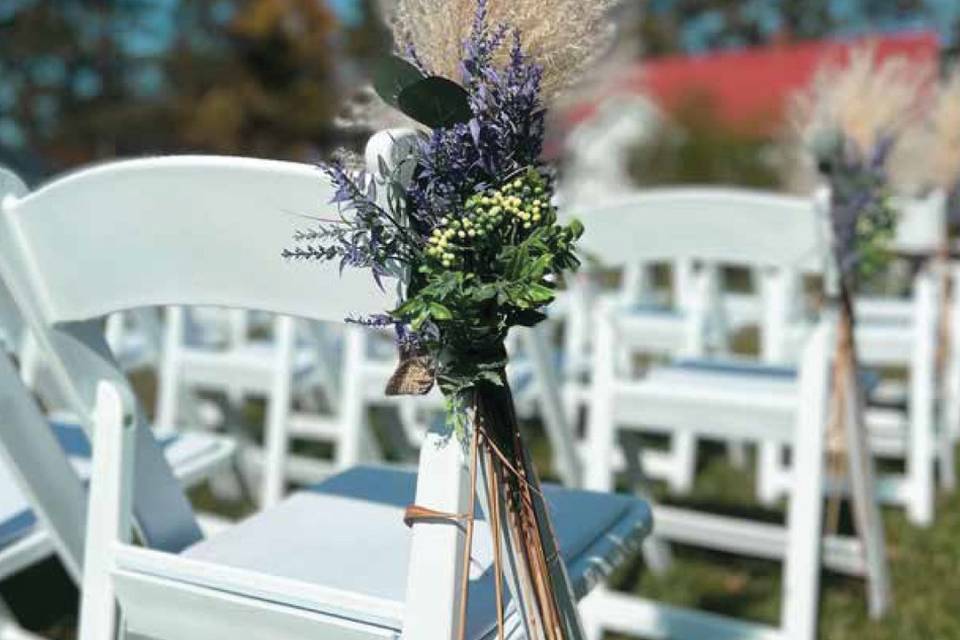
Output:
813,129,898,283
395,168,582,401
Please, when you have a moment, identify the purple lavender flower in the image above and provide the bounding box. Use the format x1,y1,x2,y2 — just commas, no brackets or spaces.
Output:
816,131,897,280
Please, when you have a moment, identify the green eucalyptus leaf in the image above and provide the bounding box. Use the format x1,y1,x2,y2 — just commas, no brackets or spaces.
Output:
373,55,426,108
567,219,585,240
429,302,453,320
526,283,556,303
394,299,424,317
411,308,431,331
524,254,553,279
397,77,472,129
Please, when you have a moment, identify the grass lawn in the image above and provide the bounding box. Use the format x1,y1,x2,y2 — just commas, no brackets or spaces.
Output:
603,444,960,639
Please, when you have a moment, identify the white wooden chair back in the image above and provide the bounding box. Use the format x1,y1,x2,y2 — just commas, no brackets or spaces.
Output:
572,187,828,274
572,187,831,356
892,190,946,255
564,187,831,497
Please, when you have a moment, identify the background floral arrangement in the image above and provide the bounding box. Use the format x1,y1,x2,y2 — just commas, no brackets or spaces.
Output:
783,49,932,598
785,46,931,281
895,67,960,229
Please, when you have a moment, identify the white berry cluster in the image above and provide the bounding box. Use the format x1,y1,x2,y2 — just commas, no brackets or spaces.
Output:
425,170,553,270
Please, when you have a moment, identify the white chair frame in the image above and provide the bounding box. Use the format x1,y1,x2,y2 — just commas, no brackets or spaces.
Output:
571,187,870,640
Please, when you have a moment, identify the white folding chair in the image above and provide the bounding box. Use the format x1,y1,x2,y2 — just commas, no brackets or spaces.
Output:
560,260,722,493
0,140,652,640
564,188,823,494
566,186,950,524
574,190,870,639
0,164,236,497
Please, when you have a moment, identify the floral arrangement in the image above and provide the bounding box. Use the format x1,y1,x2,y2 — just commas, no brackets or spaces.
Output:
784,48,930,605
786,46,929,283
286,2,583,421
285,1,613,638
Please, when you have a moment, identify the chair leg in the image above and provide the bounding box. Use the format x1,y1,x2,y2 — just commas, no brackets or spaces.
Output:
621,432,673,574
261,316,296,507
262,395,292,506
578,590,606,640
585,315,617,493
561,381,583,434
335,326,368,470
669,432,697,495
80,384,135,640
757,442,784,505
939,430,956,493
908,368,936,527
780,320,831,640
906,446,934,527
155,307,185,432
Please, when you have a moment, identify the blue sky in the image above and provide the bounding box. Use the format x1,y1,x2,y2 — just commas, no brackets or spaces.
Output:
649,0,960,53
327,0,364,27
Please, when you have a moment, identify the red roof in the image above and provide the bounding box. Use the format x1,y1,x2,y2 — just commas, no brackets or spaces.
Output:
566,31,940,138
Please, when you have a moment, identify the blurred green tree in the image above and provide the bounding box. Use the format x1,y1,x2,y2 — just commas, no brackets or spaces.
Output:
0,0,380,178
171,0,339,157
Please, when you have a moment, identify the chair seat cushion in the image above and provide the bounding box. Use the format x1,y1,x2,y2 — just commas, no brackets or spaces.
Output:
184,465,652,639
51,420,229,475
642,359,799,401
658,358,881,394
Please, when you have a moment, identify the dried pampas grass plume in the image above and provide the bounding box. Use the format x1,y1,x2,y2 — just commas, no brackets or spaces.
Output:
927,71,960,189
894,69,960,193
388,0,620,102
783,46,932,192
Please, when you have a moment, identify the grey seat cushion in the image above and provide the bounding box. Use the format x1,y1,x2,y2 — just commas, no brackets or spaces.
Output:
662,358,881,394
185,465,651,639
